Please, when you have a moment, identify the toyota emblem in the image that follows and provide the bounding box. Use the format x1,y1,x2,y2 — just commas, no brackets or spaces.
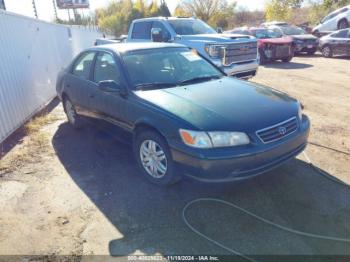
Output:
279,126,287,135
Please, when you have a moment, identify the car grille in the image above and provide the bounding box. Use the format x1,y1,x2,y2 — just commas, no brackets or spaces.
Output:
223,42,257,66
256,117,298,144
275,44,291,57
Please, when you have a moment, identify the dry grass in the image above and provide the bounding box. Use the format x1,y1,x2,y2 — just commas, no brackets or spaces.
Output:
26,114,62,135
0,113,60,175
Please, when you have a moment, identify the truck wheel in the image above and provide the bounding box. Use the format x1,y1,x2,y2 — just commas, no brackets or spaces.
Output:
133,130,181,186
321,45,333,58
63,98,84,129
338,19,349,30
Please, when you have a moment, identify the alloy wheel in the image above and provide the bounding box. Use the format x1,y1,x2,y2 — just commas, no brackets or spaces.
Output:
140,140,168,178
322,46,331,57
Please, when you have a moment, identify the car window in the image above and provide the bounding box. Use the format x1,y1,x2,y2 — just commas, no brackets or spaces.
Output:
322,12,338,23
122,48,223,88
152,21,171,40
131,21,153,39
72,52,95,80
93,52,121,84
168,19,217,35
333,30,349,38
280,26,306,35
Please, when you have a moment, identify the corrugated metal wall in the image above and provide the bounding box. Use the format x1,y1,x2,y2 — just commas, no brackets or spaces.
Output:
0,10,103,143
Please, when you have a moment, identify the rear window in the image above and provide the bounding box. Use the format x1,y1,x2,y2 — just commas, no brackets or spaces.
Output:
131,22,153,39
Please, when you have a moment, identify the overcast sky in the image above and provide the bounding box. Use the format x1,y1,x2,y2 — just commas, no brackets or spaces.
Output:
4,0,266,22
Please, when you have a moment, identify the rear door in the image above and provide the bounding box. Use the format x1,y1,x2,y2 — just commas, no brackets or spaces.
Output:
331,30,349,55
64,51,96,115
129,21,153,42
346,29,350,55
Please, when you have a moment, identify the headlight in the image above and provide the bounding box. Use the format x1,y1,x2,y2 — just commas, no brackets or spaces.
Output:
204,44,226,58
179,129,250,148
179,129,212,148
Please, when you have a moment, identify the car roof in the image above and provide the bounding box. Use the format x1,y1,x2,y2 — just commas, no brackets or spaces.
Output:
88,42,188,54
133,17,196,22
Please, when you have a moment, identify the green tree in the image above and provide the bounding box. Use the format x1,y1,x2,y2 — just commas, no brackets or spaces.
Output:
177,0,235,29
265,0,304,21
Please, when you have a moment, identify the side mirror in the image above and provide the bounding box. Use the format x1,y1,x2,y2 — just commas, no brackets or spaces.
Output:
217,27,223,34
98,80,125,95
151,28,164,42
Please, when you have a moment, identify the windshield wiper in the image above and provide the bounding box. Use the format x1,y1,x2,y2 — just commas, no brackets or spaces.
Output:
179,75,222,86
135,82,178,90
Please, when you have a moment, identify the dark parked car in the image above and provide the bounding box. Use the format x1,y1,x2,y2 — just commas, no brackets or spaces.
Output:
56,43,310,186
226,27,294,64
268,25,318,55
319,28,350,57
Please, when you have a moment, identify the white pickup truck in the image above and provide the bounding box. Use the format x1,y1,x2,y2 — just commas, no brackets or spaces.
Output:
125,17,259,79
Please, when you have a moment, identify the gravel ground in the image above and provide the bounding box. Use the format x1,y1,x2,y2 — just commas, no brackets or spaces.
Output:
0,55,349,258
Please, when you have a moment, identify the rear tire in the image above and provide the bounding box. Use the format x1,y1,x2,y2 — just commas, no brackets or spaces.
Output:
338,19,349,30
63,98,84,129
133,130,181,186
321,45,333,58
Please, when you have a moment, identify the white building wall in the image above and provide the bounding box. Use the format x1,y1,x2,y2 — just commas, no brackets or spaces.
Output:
0,10,103,143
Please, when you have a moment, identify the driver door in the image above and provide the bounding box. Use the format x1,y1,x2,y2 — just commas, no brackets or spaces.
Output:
90,51,130,130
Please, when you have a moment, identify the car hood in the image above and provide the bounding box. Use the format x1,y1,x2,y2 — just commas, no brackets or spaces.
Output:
291,34,318,40
180,33,255,44
135,77,298,132
258,37,292,44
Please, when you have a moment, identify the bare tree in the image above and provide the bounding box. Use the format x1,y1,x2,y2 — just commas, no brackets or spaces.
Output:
181,0,227,22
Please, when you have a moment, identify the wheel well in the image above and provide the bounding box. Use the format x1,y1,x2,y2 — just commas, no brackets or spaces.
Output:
338,18,349,26
133,123,164,139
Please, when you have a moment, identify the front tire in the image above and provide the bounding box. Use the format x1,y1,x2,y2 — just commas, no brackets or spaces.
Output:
321,45,333,58
63,98,84,129
133,130,181,186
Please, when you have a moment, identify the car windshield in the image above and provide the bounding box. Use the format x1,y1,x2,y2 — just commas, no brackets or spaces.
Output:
168,19,217,35
281,26,306,35
122,48,223,89
252,29,281,39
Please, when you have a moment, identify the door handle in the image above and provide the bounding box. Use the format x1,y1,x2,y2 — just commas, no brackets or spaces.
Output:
89,94,95,98
65,84,70,88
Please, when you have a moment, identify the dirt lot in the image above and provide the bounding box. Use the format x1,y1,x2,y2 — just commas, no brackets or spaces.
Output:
0,55,350,259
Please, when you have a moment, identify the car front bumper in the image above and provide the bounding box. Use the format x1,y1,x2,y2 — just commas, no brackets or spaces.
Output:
213,59,259,79
294,43,318,52
170,116,310,183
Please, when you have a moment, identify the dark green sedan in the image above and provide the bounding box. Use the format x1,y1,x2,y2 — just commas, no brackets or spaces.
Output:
56,43,310,186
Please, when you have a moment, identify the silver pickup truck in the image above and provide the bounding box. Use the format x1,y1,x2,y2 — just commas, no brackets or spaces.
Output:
125,17,259,79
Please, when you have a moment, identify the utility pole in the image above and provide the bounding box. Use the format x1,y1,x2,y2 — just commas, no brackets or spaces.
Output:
32,0,38,19
0,0,6,10
52,0,58,20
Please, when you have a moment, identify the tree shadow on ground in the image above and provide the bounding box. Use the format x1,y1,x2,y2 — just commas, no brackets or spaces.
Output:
52,122,350,258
